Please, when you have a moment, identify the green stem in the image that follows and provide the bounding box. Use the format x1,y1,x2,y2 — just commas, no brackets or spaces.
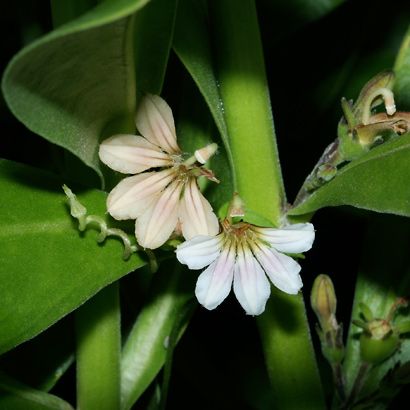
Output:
76,283,121,410
211,1,324,407
342,362,370,409
258,290,326,409
210,0,285,220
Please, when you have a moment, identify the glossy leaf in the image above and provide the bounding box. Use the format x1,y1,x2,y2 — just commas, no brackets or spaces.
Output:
0,371,73,410
0,160,145,354
121,264,195,410
289,133,410,217
2,0,151,185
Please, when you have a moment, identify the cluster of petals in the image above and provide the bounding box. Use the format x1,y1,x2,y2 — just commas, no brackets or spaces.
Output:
99,94,219,249
176,221,315,315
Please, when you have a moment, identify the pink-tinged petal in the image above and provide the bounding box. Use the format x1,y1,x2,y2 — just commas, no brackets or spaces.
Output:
135,180,182,249
252,243,303,295
179,178,219,240
99,134,172,174
233,245,271,315
195,243,235,310
135,94,180,154
176,235,222,270
107,169,174,220
253,223,315,253
194,143,218,164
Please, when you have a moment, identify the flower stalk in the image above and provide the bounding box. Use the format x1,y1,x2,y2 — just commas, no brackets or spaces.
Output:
210,0,324,406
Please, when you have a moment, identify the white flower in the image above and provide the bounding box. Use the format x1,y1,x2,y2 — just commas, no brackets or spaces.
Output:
99,94,219,249
176,220,315,315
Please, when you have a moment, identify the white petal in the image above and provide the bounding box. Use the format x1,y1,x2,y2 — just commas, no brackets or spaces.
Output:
254,223,315,253
107,169,174,220
176,235,222,270
99,134,172,174
135,180,182,249
195,243,235,310
179,178,219,240
233,245,271,316
253,243,303,295
135,94,180,154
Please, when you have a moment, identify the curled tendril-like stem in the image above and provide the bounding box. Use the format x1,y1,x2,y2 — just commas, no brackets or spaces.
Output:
62,185,157,270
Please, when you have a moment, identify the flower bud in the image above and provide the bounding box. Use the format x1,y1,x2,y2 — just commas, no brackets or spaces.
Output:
311,275,344,365
194,143,218,164
311,274,337,333
227,193,245,218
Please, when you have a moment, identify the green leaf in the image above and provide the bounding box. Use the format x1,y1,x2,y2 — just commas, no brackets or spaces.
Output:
121,264,194,410
394,25,410,109
343,216,410,400
0,371,73,410
133,0,178,95
290,133,410,217
0,159,145,354
76,284,121,410
173,0,236,186
2,0,151,185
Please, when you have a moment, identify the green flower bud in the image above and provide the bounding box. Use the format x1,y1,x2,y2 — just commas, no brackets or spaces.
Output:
311,275,344,365
311,274,337,333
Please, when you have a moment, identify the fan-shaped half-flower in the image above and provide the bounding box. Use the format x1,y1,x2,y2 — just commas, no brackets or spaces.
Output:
99,94,219,249
176,220,315,315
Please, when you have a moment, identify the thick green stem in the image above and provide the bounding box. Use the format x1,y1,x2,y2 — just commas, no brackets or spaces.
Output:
76,283,121,410
211,1,324,407
211,0,285,219
258,290,325,409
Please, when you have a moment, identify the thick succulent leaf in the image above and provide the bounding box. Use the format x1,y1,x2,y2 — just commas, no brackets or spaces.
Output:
0,371,73,410
2,0,151,185
289,133,410,217
121,264,194,410
0,160,145,354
